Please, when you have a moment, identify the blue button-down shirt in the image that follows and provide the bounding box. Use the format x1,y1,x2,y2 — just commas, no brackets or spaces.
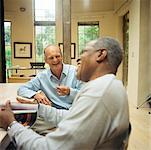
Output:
17,64,83,109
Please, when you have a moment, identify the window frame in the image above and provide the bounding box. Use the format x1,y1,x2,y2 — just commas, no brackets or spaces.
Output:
34,0,56,62
78,21,100,56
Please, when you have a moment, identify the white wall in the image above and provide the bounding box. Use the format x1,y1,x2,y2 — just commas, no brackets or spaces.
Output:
127,0,140,106
149,0,151,92
137,0,150,106
127,0,150,106
114,0,151,107
5,0,34,68
5,0,35,76
55,0,63,44
71,11,123,79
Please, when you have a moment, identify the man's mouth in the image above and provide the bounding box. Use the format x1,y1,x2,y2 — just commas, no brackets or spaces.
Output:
52,62,60,65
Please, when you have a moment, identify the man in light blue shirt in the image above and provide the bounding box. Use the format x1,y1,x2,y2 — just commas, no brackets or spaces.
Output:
17,45,82,110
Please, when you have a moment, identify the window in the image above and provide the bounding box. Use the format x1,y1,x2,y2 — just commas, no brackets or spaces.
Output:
78,22,99,55
4,21,12,68
34,0,56,62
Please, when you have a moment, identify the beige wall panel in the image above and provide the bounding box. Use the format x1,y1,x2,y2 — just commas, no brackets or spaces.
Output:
137,0,150,106
149,0,151,92
56,0,63,44
128,0,140,106
5,0,35,76
71,12,120,60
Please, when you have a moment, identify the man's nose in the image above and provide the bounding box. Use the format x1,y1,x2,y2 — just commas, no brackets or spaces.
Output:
53,57,58,61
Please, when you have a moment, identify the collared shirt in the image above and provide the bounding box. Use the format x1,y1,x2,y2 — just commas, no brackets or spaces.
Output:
9,74,129,150
17,64,82,109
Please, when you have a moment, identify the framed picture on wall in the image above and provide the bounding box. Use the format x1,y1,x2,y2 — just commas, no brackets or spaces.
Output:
14,42,32,58
58,43,64,55
71,43,76,59
58,43,76,59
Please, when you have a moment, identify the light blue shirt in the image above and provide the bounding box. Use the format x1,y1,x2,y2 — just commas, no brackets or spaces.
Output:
17,64,83,109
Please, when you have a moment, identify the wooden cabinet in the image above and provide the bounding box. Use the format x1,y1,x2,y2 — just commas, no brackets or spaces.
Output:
8,76,33,83
7,67,45,83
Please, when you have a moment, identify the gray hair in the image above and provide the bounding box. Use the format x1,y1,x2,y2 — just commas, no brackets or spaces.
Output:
92,37,123,70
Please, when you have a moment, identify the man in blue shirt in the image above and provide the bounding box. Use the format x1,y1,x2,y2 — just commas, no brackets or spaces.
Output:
17,45,82,110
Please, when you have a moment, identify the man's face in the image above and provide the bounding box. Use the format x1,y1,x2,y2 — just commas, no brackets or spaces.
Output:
45,46,63,69
76,44,98,82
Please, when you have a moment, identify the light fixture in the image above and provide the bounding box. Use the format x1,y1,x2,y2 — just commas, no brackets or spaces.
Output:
20,7,26,12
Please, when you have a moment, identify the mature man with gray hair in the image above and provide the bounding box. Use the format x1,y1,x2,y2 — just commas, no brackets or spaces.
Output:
0,37,130,150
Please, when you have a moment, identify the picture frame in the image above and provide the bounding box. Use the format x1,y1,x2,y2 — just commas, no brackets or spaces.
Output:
71,43,76,59
58,43,64,55
58,43,76,59
14,42,32,58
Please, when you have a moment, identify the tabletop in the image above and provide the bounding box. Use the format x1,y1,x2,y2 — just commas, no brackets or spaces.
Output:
0,83,23,143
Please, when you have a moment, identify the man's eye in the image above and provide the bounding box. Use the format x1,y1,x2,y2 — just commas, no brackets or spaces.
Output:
48,57,53,60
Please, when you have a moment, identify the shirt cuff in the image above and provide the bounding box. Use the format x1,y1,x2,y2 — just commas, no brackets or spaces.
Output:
68,88,78,101
8,122,25,139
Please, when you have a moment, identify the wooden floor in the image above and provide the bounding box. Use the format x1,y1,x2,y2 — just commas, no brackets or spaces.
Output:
127,103,151,150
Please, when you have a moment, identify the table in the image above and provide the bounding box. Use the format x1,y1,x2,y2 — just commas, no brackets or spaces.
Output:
0,83,23,143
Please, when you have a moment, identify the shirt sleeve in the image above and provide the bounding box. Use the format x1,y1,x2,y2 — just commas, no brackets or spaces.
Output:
68,80,84,102
38,104,69,126
17,76,41,98
8,93,112,150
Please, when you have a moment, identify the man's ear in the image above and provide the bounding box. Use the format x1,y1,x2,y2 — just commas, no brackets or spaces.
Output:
96,49,107,63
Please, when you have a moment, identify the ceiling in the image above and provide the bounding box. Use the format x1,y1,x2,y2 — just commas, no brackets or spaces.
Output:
71,0,115,13
4,0,116,14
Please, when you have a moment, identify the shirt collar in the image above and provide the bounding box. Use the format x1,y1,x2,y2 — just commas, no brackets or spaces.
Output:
62,64,70,76
48,63,69,77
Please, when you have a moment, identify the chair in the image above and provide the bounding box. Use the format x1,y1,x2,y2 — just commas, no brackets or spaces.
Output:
122,123,132,150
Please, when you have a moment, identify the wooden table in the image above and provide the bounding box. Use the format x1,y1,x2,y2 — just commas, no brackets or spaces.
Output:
0,83,23,143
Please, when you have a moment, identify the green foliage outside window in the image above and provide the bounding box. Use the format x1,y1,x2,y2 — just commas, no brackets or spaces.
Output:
4,22,12,69
5,46,12,68
35,26,55,62
78,24,99,55
34,0,56,62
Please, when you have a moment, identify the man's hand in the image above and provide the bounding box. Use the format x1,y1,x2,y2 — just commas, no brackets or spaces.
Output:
0,100,16,130
56,85,70,96
34,91,51,105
